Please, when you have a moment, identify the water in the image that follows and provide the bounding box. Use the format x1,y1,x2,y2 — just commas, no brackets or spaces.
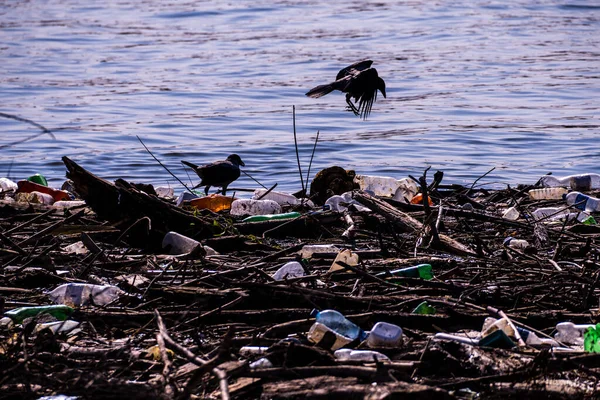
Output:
1,1,599,194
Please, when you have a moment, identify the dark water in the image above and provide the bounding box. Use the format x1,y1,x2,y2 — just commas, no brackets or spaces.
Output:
1,1,599,193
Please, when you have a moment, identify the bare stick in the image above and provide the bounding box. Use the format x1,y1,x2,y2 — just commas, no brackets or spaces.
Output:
136,135,195,195
466,167,495,196
303,130,320,198
0,112,56,150
292,106,306,195
240,169,268,190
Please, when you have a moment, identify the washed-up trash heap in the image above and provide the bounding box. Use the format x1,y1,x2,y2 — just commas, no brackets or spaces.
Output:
1,162,600,399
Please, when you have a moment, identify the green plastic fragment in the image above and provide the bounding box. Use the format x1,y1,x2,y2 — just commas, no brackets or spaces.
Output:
582,216,597,226
412,301,436,315
584,324,600,353
5,305,74,324
377,264,434,280
27,174,48,186
242,212,301,223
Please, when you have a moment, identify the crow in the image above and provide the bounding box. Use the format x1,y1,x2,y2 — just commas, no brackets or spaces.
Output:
181,154,245,196
306,60,386,120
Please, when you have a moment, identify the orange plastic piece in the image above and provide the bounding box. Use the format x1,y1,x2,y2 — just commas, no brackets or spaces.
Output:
188,194,233,212
16,180,70,202
410,193,434,206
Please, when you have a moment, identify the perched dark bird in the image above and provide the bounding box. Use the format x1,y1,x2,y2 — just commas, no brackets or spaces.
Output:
306,60,386,120
181,154,245,196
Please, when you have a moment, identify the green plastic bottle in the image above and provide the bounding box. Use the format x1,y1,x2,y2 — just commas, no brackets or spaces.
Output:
376,264,433,280
5,305,74,324
242,212,301,223
27,174,48,187
584,324,600,353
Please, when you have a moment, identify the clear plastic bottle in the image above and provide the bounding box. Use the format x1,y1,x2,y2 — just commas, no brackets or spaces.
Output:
48,283,123,307
355,175,417,198
564,192,600,212
528,187,568,200
311,309,366,341
34,320,80,335
272,261,305,281
365,322,403,348
502,206,520,220
230,199,281,216
334,349,390,362
539,174,600,191
531,207,589,222
162,231,201,255
53,200,86,209
555,322,595,345
239,346,269,356
376,264,433,280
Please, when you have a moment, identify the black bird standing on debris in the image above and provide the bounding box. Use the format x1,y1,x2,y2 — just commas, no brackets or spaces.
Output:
305,60,386,120
181,154,245,196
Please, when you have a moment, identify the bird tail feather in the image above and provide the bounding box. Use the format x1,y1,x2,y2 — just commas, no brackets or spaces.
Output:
181,160,199,170
305,83,335,98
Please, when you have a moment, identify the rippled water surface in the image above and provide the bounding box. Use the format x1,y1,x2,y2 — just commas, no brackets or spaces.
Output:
1,1,599,193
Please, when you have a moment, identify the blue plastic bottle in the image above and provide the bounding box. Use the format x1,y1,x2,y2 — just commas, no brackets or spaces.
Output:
310,309,366,341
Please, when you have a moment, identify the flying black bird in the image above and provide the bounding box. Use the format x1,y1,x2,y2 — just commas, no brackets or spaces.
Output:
181,154,245,196
305,60,386,120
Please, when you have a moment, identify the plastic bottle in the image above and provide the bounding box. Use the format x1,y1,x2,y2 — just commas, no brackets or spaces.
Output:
252,189,299,206
365,322,403,348
242,212,301,223
584,324,600,353
564,192,600,212
230,199,281,216
503,237,530,250
249,357,274,369
325,192,370,212
539,174,600,191
531,207,589,222
239,346,269,356
502,206,520,220
375,264,433,280
334,349,390,362
298,244,341,259
34,320,80,335
412,301,436,315
0,178,18,193
27,174,48,186
393,179,418,203
272,261,305,281
188,194,233,212
355,175,417,198
53,200,86,209
15,180,70,202
48,283,123,307
482,317,558,347
528,187,568,200
555,322,595,345
307,322,354,350
162,231,201,255
15,191,55,205
311,309,366,341
4,305,74,324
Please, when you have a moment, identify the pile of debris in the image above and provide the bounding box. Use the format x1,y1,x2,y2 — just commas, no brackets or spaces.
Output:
1,157,600,399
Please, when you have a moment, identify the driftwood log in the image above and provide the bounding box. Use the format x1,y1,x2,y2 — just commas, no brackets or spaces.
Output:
354,191,477,257
62,156,214,248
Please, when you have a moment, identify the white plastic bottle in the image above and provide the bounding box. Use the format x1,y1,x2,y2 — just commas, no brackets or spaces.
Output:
230,199,281,216
298,244,340,259
365,322,403,348
252,189,299,206
528,187,568,200
564,192,600,212
0,178,18,193
554,322,595,345
539,174,600,191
